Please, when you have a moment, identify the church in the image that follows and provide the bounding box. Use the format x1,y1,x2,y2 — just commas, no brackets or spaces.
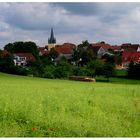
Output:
47,28,56,51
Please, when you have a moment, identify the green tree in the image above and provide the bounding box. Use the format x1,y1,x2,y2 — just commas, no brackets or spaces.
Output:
72,40,95,66
48,48,59,59
54,57,71,78
127,60,140,79
4,41,39,59
87,59,102,77
102,62,114,82
0,54,14,71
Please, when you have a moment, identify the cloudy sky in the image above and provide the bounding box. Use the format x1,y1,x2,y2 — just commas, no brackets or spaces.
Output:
0,2,140,48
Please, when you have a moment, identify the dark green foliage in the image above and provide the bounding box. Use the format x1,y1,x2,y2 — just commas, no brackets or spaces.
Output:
43,58,71,79
108,48,114,54
48,48,59,59
72,48,79,62
43,65,55,79
102,62,115,81
87,59,115,81
0,54,15,72
54,57,71,78
102,54,115,65
40,56,53,66
87,59,102,77
4,41,39,59
27,60,44,77
4,43,14,53
7,66,28,76
0,49,2,54
0,54,28,76
113,69,127,77
70,66,89,76
78,40,90,49
73,40,96,66
127,61,140,79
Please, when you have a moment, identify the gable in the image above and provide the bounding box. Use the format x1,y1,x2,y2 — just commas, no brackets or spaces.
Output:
137,47,140,52
98,47,106,55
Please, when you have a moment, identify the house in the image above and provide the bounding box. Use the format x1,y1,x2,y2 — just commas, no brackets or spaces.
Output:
90,42,114,58
122,51,140,68
55,43,76,61
38,46,48,56
112,45,122,52
121,43,140,52
13,53,35,66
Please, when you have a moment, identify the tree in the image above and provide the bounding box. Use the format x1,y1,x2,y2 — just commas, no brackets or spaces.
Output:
87,59,102,77
48,48,59,59
102,62,114,81
127,60,140,79
79,40,90,49
72,40,95,66
102,54,115,65
4,41,39,59
0,54,14,72
0,49,2,54
54,57,71,78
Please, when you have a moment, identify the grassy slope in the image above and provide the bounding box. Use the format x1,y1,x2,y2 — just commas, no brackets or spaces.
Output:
0,73,140,137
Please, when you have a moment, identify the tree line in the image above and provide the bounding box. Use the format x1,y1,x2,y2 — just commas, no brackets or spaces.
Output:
0,40,139,80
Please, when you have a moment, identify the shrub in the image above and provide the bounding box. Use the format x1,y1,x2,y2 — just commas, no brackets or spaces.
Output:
43,65,55,79
127,61,140,79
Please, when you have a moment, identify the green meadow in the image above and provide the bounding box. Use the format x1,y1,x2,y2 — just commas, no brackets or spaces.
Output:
0,72,140,137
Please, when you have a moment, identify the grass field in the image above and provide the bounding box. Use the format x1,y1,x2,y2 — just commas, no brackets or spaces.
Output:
0,72,140,137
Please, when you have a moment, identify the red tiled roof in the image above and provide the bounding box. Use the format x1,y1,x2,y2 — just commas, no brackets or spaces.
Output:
121,43,131,46
90,43,114,52
13,53,36,62
121,43,139,52
55,47,73,54
62,43,76,49
112,45,121,50
122,51,140,63
55,43,76,54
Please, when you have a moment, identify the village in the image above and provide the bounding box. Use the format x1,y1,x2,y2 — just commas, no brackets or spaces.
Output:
0,28,140,80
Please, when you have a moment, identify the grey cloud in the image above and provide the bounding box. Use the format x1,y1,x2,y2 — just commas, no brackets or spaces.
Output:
1,2,140,48
50,3,100,16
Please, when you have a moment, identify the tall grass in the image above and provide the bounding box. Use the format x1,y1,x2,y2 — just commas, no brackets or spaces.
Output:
0,72,140,137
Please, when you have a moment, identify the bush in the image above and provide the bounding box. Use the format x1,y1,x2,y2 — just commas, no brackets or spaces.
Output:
127,61,140,79
27,61,44,77
43,65,55,79
8,66,28,76
70,66,89,76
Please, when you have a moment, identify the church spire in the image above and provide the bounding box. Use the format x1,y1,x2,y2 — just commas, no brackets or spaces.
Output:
48,28,56,44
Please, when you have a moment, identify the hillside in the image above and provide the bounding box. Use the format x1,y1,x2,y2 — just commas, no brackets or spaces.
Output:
0,73,140,137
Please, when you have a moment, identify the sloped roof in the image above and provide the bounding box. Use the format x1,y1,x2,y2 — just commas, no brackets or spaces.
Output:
90,43,114,51
55,43,76,54
90,46,100,54
55,53,72,61
62,43,76,48
121,43,139,52
112,45,121,50
122,51,140,63
13,53,36,62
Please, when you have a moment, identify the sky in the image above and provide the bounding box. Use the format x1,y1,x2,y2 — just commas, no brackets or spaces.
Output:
1,2,140,48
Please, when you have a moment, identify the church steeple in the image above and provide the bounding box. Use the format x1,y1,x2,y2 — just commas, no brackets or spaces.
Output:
48,28,56,44
48,28,56,51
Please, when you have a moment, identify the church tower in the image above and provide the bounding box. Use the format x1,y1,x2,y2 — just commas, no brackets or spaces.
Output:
48,28,56,51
